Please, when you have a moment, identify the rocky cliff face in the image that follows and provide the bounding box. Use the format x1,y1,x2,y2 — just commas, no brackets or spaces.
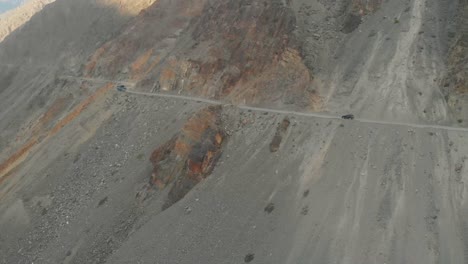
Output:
148,106,226,209
1,0,463,120
84,0,317,109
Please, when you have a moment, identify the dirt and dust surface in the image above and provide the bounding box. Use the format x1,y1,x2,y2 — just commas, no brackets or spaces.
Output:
0,0,467,263
2,88,468,264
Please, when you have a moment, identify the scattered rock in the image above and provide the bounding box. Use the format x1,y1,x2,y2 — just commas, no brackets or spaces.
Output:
342,14,362,33
97,196,108,207
244,253,255,263
264,203,275,214
301,205,309,215
269,118,290,153
455,161,464,174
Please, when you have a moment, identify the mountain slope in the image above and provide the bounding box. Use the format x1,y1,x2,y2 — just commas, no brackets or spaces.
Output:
81,0,466,122
0,0,155,164
0,0,467,263
83,0,318,109
0,0,156,68
0,0,55,42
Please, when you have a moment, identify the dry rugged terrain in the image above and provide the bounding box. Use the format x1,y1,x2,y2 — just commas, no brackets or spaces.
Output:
0,0,56,42
0,0,467,263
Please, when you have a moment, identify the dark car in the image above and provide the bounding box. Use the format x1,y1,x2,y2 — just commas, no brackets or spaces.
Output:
341,114,354,120
116,84,126,92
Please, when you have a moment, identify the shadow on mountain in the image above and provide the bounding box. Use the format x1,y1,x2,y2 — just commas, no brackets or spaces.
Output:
0,0,154,71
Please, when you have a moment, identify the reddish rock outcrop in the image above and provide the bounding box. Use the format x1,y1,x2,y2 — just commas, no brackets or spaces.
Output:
270,118,290,153
149,106,225,209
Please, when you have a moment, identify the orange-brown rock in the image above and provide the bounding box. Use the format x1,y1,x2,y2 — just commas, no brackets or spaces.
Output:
83,0,318,109
269,117,290,153
149,106,226,209
149,136,179,189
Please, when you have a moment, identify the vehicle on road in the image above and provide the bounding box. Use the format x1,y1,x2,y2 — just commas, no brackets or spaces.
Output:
341,114,354,120
116,84,126,92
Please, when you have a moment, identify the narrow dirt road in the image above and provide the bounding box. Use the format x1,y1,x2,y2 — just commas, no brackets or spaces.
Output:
60,76,468,133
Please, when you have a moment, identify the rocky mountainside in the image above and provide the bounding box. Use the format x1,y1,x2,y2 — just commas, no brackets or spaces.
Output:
80,0,467,120
0,0,156,162
0,0,157,68
0,0,54,42
83,0,316,109
0,0,467,263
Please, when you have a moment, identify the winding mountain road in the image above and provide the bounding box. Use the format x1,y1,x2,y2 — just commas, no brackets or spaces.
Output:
61,75,468,133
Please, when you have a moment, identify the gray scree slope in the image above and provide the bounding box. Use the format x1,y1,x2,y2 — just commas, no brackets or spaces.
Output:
0,0,467,263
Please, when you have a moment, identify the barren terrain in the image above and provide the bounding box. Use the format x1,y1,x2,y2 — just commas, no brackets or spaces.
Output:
0,0,467,263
